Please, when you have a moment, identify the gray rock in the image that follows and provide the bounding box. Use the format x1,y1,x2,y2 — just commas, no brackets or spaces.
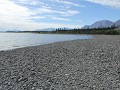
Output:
0,35,120,90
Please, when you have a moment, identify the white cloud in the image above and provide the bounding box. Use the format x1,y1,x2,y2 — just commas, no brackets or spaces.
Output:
34,8,54,14
50,17,70,21
13,0,45,6
14,0,85,7
87,0,120,8
0,0,32,17
33,7,80,16
0,0,33,24
0,0,81,31
53,0,85,7
31,16,45,19
59,10,80,16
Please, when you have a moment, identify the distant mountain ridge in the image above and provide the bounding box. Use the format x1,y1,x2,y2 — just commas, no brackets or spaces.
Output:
82,19,120,29
36,27,70,31
36,28,56,31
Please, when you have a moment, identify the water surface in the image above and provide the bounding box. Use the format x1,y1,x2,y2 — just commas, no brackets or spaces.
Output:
0,33,92,51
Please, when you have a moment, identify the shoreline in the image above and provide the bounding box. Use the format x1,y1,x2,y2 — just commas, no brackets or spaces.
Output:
0,35,120,90
0,34,93,52
0,33,92,52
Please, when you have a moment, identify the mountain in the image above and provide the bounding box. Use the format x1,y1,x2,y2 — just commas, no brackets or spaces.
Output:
90,20,113,28
114,19,120,27
81,25,89,29
36,27,70,31
82,19,120,29
36,28,56,31
82,20,113,29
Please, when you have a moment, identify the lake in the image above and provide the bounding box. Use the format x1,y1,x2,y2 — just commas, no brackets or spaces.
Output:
0,33,92,51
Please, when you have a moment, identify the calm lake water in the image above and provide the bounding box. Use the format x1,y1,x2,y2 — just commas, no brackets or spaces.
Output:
0,33,92,51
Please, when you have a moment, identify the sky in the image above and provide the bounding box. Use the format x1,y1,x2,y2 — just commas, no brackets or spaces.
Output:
0,0,120,31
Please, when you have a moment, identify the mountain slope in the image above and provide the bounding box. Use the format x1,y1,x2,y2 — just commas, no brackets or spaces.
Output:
81,25,90,29
90,20,113,28
114,19,120,27
81,19,120,29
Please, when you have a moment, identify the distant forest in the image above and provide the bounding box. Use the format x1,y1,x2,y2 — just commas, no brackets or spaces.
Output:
7,25,120,35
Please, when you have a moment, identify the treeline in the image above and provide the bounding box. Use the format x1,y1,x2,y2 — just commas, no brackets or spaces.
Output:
54,26,120,35
36,26,120,35
6,25,120,35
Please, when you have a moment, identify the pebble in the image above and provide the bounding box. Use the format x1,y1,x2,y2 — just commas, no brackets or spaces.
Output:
0,35,120,90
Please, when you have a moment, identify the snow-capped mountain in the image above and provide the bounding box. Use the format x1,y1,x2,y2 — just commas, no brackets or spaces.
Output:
90,20,113,28
82,19,120,29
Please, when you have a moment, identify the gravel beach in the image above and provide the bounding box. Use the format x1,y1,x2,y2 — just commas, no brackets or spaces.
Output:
0,35,120,90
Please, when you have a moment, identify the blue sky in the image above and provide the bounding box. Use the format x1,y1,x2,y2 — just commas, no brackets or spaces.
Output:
0,0,120,31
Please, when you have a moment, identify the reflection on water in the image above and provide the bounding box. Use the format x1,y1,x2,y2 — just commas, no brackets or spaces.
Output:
0,33,92,51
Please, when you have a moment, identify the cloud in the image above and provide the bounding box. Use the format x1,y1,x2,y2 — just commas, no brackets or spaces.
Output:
14,0,85,7
0,0,82,31
59,10,80,16
30,16,46,19
0,0,32,17
0,0,32,24
12,0,80,16
86,0,120,8
50,17,70,21
12,0,45,6
53,0,85,7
